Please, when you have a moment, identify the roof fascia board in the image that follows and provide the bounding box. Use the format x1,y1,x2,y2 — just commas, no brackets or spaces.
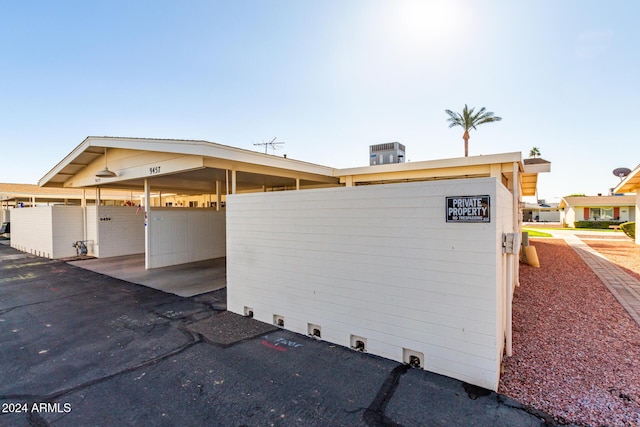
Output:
338,165,491,185
202,158,339,184
66,152,206,188
39,136,94,187
89,136,337,176
334,152,523,177
40,136,337,187
613,164,640,193
523,162,551,174
560,196,636,207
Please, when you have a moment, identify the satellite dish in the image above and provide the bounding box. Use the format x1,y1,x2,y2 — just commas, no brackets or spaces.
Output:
612,167,631,180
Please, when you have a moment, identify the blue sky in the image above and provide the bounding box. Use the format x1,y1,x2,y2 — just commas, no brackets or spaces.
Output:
1,1,638,202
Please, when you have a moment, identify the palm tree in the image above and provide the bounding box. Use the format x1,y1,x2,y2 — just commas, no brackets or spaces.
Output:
529,147,541,158
445,105,502,157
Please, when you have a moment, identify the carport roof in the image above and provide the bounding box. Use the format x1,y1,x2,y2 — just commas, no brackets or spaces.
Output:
39,136,340,193
0,182,141,202
335,152,546,197
613,164,640,194
38,136,548,197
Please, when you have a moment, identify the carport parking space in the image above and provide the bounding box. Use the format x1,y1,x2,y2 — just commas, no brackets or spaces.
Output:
67,254,226,297
0,245,549,426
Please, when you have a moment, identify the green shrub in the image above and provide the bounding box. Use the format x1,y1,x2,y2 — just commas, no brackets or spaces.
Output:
573,220,623,229
621,222,635,239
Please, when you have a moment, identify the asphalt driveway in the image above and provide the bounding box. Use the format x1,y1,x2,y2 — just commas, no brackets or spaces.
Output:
0,244,553,426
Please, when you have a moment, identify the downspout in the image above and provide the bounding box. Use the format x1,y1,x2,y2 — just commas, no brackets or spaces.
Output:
506,161,520,357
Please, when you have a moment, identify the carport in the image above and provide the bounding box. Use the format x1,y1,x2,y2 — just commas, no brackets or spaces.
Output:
68,255,226,297
32,136,340,269
22,135,550,391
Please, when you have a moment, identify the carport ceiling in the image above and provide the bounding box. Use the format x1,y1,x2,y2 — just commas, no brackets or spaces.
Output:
94,168,308,194
40,137,340,194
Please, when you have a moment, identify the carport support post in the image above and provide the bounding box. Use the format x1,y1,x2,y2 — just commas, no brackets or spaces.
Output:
82,190,87,245
231,169,237,194
296,178,300,190
216,181,221,211
144,179,151,269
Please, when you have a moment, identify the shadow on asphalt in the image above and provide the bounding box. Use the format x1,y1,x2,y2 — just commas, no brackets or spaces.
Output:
0,245,555,426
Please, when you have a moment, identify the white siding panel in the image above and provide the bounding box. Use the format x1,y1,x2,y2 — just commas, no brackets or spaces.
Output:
10,207,54,258
147,208,225,268
51,206,84,258
95,206,144,258
636,192,640,245
85,206,97,256
227,178,509,390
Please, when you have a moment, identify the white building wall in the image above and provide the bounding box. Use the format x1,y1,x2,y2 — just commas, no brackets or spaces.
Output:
494,184,514,370
94,206,144,258
11,207,54,258
561,207,576,228
636,192,640,245
51,206,85,259
1,209,9,223
538,210,560,222
85,206,97,256
11,206,84,259
147,208,226,268
227,178,510,390
562,204,634,228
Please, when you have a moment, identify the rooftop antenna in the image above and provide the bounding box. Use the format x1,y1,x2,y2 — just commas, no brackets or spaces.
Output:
612,167,631,181
254,137,285,154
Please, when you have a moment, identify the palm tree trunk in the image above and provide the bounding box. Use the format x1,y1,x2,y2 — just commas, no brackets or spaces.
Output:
463,131,470,157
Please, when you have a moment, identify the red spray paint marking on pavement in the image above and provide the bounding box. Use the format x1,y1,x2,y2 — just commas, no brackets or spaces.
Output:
261,340,287,352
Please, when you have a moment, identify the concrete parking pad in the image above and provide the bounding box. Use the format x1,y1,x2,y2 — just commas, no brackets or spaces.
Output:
0,244,552,426
68,254,226,297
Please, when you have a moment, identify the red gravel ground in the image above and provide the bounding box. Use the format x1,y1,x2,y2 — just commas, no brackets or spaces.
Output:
499,238,640,426
583,238,640,282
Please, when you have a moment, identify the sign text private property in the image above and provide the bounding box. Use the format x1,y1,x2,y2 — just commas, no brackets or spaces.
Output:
446,195,490,223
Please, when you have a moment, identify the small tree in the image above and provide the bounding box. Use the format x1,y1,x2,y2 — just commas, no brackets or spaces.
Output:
445,104,502,157
529,147,541,158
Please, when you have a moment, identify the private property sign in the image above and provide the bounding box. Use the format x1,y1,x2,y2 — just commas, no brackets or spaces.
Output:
446,195,490,223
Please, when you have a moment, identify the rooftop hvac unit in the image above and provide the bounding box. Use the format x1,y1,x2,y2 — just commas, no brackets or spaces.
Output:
370,142,406,165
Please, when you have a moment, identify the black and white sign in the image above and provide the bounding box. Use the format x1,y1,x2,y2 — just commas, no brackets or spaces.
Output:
446,195,490,223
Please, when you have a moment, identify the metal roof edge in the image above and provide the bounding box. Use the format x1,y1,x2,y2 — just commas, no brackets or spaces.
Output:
40,136,338,187
333,151,524,176
38,136,93,187
613,163,640,193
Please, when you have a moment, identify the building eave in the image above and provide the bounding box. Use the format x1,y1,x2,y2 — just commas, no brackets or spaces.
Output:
613,164,640,193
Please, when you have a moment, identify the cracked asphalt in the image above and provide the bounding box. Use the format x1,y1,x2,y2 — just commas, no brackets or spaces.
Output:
0,243,555,426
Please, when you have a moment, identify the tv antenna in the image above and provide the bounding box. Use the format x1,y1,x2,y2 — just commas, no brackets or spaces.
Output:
254,137,285,154
612,167,631,181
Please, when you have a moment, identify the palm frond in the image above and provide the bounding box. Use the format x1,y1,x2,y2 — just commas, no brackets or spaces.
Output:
445,104,502,156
